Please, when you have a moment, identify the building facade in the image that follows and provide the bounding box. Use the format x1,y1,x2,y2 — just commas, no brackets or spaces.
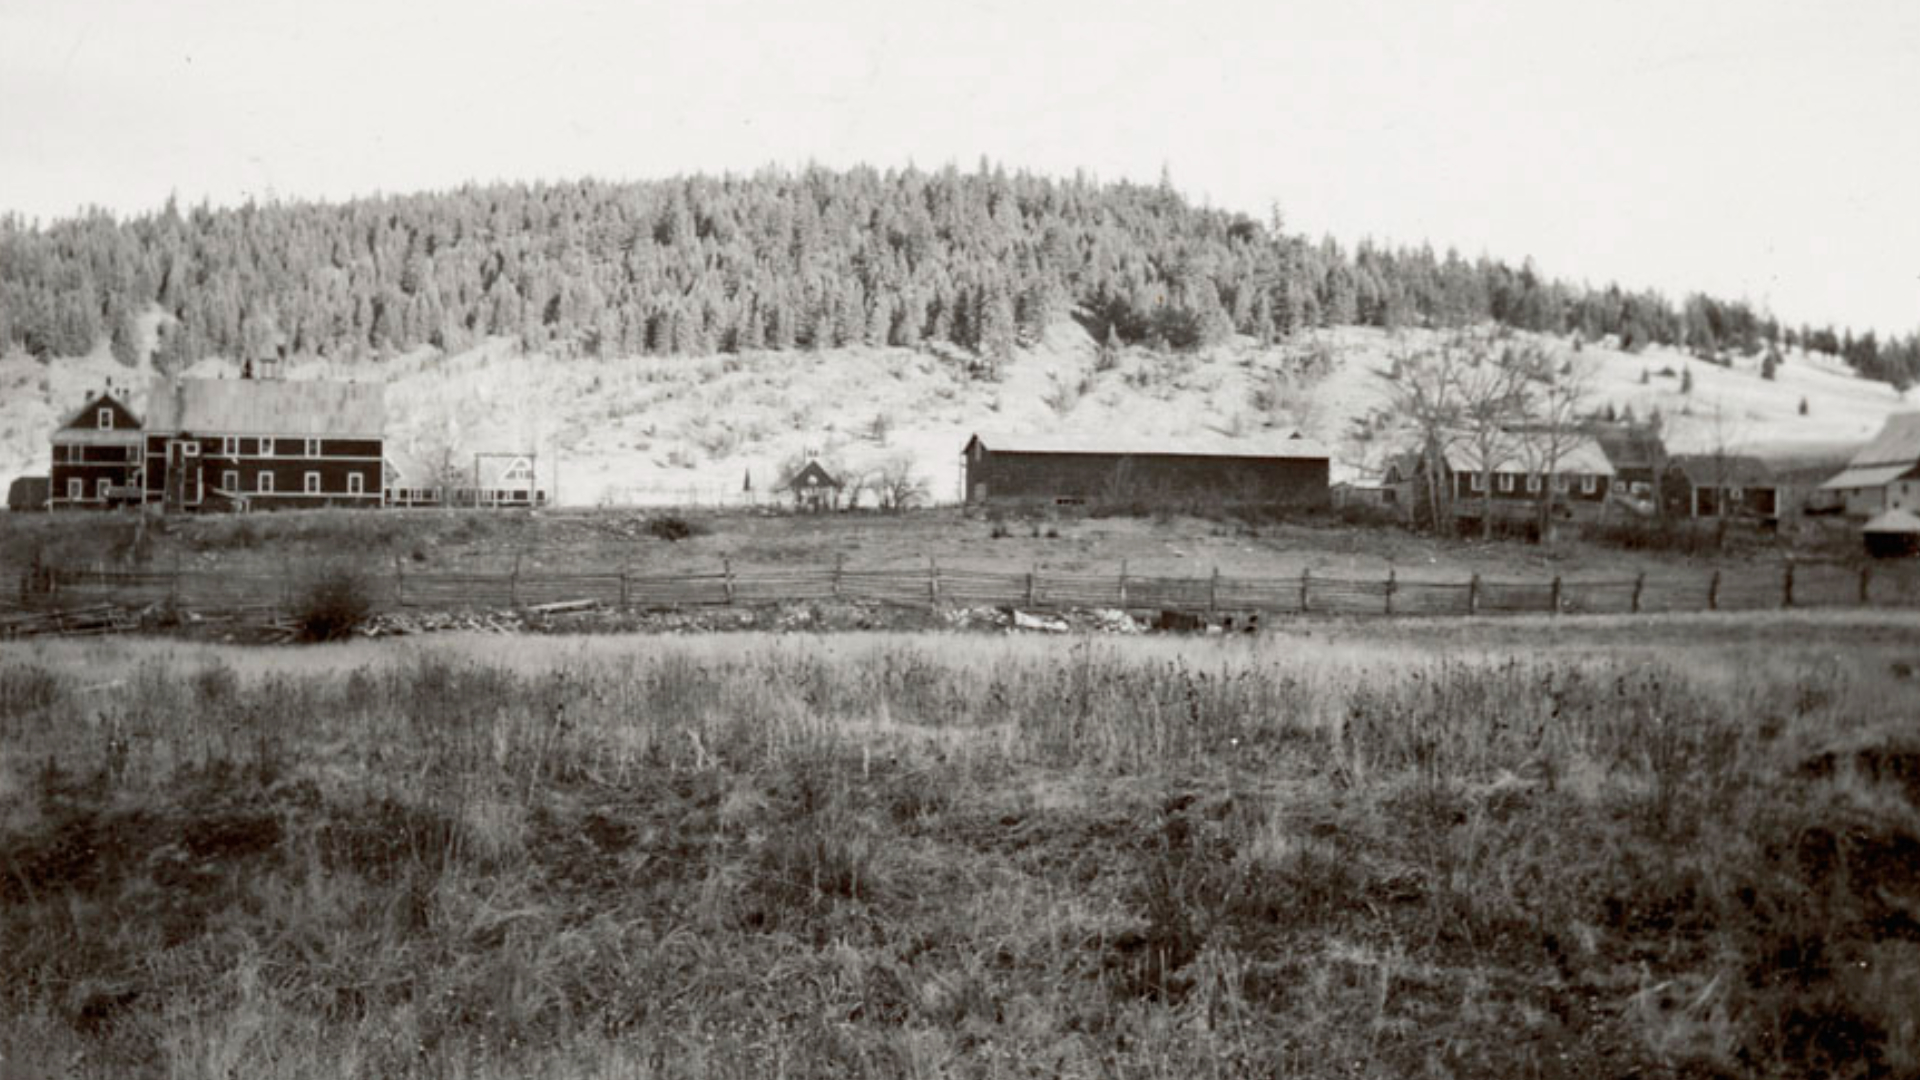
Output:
1820,413,1920,517
49,391,144,510
142,377,386,511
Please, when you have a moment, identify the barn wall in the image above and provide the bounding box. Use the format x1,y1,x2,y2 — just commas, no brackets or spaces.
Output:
968,451,1328,507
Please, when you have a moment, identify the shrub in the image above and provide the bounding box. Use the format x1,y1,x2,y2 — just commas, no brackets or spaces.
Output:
648,515,706,542
294,567,374,641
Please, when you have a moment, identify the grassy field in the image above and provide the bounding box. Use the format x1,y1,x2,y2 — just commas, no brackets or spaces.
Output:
0,503,1865,586
3,613,1918,1078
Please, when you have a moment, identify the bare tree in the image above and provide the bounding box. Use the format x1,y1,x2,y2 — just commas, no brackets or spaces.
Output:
870,453,930,513
1453,338,1536,539
1517,350,1596,543
1682,400,1750,549
1375,335,1463,531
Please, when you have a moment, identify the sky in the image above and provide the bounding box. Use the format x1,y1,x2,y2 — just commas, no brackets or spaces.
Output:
2,0,1917,339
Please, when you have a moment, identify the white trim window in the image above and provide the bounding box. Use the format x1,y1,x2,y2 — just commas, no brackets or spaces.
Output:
223,436,238,456
97,478,111,500
1526,473,1542,493
258,472,274,494
347,473,365,495
261,437,275,457
222,470,238,494
67,478,83,501
1469,472,1486,492
1553,473,1571,492
1581,474,1599,494
1498,473,1516,493
305,438,320,458
97,408,113,429
305,471,322,494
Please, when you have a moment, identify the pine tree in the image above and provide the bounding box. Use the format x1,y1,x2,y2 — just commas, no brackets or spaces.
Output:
1680,367,1694,394
1798,397,1809,416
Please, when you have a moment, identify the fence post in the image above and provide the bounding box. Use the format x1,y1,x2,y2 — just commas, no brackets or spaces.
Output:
1026,564,1036,608
1708,569,1720,611
510,552,522,608
1632,572,1645,614
723,556,735,605
834,554,844,599
1782,559,1795,609
1209,567,1219,612
1467,573,1480,615
1549,575,1562,615
1860,564,1872,606
1385,568,1395,616
619,565,629,608
929,556,940,606
394,553,404,608
1299,568,1311,614
1119,559,1129,608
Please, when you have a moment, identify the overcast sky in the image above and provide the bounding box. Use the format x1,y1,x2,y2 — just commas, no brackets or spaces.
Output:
2,0,1915,338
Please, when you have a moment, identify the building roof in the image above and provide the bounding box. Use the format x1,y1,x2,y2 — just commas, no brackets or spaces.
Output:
1819,463,1920,491
1669,454,1775,487
1591,425,1668,472
967,430,1329,460
781,459,844,490
1448,434,1616,476
474,454,537,490
51,392,142,445
1843,412,1920,468
1863,508,1920,535
144,376,386,438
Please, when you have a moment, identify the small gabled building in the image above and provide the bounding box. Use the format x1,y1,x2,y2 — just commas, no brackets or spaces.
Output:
781,459,844,512
8,476,51,513
1820,412,1920,517
142,376,386,512
383,448,447,508
49,390,144,509
469,454,543,508
1444,434,1616,520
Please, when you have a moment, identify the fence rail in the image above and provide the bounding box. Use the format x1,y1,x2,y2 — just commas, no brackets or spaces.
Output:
7,556,1916,635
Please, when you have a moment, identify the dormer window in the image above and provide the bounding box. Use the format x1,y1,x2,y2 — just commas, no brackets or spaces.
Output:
97,408,112,429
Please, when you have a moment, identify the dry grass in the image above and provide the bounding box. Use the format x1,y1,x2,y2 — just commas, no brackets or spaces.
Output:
2,620,1918,1077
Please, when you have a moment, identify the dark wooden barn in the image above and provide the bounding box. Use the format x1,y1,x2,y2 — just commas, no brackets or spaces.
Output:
142,376,387,512
961,432,1329,508
49,390,145,510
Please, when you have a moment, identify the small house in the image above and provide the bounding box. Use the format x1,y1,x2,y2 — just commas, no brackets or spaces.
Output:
1819,413,1920,517
781,459,844,512
383,448,447,508
1667,454,1781,520
1443,434,1616,521
469,454,543,508
49,390,144,509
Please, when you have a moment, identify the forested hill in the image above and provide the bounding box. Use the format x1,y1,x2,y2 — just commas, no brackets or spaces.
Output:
3,164,1916,386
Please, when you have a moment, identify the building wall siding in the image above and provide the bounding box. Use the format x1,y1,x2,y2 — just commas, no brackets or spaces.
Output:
966,450,1328,507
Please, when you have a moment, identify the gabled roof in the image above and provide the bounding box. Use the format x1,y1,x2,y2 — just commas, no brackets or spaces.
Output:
1863,508,1920,535
1843,412,1920,468
51,391,143,446
966,430,1329,460
781,459,844,490
1591,424,1667,472
1448,434,1615,476
475,454,537,490
144,377,386,438
1820,463,1920,491
1669,454,1775,487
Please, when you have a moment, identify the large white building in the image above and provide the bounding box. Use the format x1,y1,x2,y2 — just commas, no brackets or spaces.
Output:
1820,412,1920,517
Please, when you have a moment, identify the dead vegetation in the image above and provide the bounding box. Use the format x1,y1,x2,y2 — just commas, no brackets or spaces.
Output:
1,626,1917,1077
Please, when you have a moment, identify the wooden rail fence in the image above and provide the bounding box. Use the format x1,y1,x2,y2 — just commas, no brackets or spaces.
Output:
8,557,1918,637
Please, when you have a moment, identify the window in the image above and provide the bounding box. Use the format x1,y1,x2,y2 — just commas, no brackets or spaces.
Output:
97,478,111,500
261,438,275,457
181,441,200,456
1498,473,1515,493
347,473,364,495
1581,475,1598,494
97,408,112,429
305,472,321,494
223,436,238,456
1553,474,1570,492
305,439,320,458
1526,474,1542,493
67,478,82,501
222,470,238,494
1728,486,1744,502
1469,472,1486,492
257,472,274,494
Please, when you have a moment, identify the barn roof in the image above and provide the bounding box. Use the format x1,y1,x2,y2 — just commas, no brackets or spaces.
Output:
1819,463,1920,491
966,431,1329,460
145,377,386,438
1669,454,1776,487
1863,508,1920,535
1843,412,1920,468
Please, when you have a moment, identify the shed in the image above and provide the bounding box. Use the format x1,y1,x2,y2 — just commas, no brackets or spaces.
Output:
7,476,50,513
962,431,1329,509
781,460,844,512
1862,508,1920,559
1668,454,1780,519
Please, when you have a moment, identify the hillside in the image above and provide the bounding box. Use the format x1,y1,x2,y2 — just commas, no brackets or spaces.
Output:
3,316,1905,508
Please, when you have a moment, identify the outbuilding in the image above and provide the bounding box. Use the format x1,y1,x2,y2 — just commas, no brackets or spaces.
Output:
1862,508,1920,559
961,432,1329,509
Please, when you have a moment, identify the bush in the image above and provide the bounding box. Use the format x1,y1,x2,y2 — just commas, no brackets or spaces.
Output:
647,515,706,542
294,568,373,641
